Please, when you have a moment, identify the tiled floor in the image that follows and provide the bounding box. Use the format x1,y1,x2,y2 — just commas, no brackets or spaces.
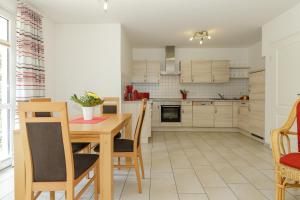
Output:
1,131,300,200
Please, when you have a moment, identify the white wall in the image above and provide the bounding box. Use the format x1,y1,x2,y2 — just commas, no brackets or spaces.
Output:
248,42,264,68
262,2,300,145
121,26,132,100
49,24,122,116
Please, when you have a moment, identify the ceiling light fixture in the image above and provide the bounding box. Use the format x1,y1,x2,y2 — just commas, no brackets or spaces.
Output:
104,0,108,11
189,31,211,45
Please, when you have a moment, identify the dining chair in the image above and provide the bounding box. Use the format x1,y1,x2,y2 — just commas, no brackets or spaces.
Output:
271,99,300,200
19,102,99,200
94,98,147,193
30,98,90,153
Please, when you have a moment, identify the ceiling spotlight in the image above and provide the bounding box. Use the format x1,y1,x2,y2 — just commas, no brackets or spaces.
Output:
104,0,108,11
189,31,211,45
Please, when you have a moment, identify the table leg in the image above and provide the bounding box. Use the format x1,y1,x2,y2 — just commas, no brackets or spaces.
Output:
124,117,132,165
100,134,113,200
14,132,26,200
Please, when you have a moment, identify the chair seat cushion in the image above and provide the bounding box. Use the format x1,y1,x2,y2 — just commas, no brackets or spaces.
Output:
72,143,90,153
74,154,99,179
94,139,134,153
280,153,300,169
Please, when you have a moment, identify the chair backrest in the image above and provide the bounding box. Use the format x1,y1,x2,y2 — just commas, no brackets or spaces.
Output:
133,99,147,150
100,97,120,114
30,98,52,117
19,102,74,183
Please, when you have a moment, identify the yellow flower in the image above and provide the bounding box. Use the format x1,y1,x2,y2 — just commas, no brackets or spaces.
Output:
87,92,99,99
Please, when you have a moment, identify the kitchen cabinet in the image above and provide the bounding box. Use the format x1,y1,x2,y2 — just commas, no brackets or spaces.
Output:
193,102,214,127
214,102,233,127
249,70,265,139
180,60,192,83
122,101,152,143
151,102,161,127
232,102,239,127
238,102,250,132
181,101,193,127
192,60,212,83
212,60,230,83
132,60,160,83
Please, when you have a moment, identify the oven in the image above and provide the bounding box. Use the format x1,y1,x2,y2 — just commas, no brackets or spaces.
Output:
161,105,181,122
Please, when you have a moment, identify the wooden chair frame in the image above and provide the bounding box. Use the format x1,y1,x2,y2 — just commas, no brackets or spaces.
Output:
271,99,300,200
19,102,99,200
112,99,147,193
100,97,120,114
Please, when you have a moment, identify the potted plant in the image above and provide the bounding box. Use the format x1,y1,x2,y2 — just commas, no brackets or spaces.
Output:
180,89,189,99
71,92,103,120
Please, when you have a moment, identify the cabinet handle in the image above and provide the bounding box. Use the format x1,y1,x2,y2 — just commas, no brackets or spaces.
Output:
212,75,215,82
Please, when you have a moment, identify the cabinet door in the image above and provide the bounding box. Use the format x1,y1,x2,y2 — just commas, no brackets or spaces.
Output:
249,100,265,138
212,60,230,83
180,60,192,83
232,102,239,127
249,71,265,94
147,61,160,83
181,105,192,127
151,102,161,127
238,105,250,131
192,60,212,83
214,104,233,127
193,102,214,127
132,60,147,83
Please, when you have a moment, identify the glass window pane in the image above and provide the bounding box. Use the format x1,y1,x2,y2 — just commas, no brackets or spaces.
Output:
0,45,9,104
0,108,10,160
0,17,8,41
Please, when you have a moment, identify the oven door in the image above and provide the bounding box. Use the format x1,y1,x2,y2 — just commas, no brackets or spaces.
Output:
161,105,181,122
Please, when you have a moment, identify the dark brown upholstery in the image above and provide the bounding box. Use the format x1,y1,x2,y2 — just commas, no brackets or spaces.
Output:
103,105,117,114
34,111,89,153
26,122,67,182
35,112,51,117
26,122,98,182
94,139,134,153
72,143,90,153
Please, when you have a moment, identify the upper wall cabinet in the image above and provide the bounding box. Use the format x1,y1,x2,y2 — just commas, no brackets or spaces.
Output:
212,60,230,83
180,60,230,84
192,60,212,83
132,60,160,83
180,60,192,83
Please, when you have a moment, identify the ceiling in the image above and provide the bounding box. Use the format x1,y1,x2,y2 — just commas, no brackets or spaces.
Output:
27,0,300,48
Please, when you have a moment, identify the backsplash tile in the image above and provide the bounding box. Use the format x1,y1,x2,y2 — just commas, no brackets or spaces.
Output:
133,76,248,99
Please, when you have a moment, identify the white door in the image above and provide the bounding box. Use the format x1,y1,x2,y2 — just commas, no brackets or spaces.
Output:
0,9,15,169
267,31,300,148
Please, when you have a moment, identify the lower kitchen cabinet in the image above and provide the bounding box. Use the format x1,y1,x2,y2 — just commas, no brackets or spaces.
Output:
232,102,239,127
151,102,161,127
181,105,193,127
238,102,250,132
249,100,265,138
192,102,214,127
214,102,233,127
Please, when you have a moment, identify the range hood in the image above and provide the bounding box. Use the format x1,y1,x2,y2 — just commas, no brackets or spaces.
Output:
161,46,180,75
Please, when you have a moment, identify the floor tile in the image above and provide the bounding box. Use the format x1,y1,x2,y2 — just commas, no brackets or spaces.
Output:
173,169,204,193
205,187,238,200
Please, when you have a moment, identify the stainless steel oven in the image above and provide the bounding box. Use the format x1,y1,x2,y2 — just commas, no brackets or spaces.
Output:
161,105,181,122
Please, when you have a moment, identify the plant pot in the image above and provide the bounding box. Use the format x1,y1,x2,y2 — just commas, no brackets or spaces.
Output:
82,107,94,120
182,93,187,99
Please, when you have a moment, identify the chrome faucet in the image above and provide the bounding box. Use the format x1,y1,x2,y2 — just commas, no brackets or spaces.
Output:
217,93,225,99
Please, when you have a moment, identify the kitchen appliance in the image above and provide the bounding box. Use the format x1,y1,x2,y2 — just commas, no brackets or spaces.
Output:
161,46,180,75
161,105,181,122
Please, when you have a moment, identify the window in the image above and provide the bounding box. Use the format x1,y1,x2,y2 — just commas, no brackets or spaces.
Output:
0,10,14,169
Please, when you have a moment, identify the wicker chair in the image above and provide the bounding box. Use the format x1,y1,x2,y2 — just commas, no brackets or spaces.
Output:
271,99,300,200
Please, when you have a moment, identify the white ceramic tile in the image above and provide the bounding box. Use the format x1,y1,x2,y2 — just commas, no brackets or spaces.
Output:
179,193,209,200
205,187,238,200
173,169,204,193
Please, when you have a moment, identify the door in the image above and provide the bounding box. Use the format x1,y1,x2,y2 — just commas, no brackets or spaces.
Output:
181,105,192,127
192,102,214,127
132,60,147,83
192,60,212,83
212,60,230,83
214,102,233,127
146,61,160,83
180,60,192,83
0,10,15,169
266,32,300,146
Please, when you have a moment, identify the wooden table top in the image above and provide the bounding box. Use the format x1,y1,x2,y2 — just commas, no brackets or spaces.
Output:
69,113,131,135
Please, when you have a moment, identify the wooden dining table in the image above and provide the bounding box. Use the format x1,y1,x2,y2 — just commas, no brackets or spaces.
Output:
14,113,132,200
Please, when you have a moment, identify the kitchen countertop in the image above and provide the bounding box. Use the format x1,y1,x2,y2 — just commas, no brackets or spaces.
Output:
150,98,244,102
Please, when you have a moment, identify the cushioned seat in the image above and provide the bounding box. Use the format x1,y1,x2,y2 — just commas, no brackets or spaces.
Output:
94,139,134,153
280,153,300,169
73,154,99,179
72,143,90,153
